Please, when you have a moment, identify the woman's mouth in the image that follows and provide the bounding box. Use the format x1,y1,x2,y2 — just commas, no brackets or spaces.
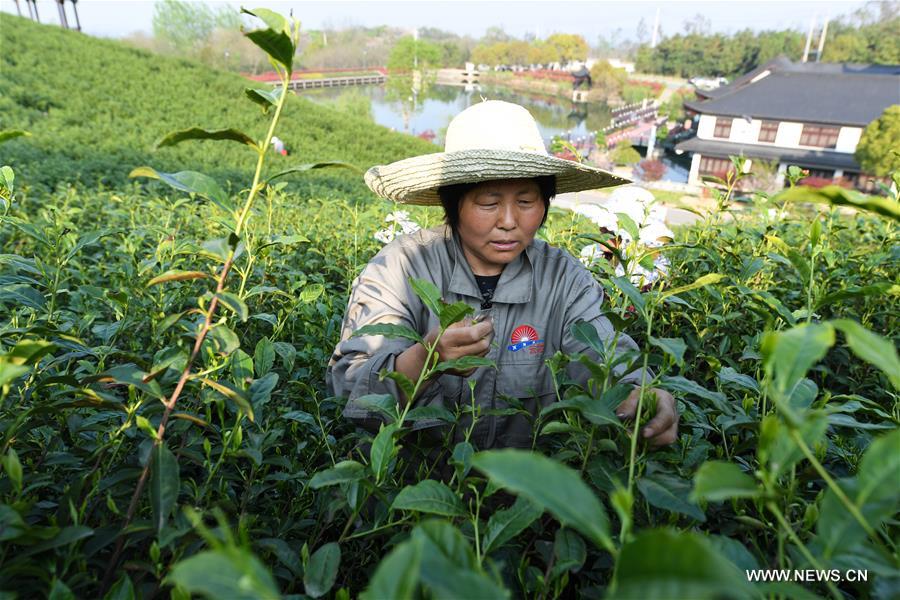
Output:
490,241,518,251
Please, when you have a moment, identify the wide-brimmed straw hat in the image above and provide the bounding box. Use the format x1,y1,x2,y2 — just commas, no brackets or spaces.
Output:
364,100,631,205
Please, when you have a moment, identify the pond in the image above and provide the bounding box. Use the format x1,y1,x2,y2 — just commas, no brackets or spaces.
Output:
301,81,688,183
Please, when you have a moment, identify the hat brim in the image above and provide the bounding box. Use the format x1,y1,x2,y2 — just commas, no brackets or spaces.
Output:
365,148,632,205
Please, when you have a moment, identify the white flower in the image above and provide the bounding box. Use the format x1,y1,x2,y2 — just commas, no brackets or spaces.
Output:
385,210,412,223
374,211,421,244
374,228,395,244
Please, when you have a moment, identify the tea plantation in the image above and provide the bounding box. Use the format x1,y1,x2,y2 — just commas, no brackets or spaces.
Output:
1,12,898,600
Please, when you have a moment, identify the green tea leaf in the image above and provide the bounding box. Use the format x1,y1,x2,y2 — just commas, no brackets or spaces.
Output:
660,273,726,300
482,496,543,555
774,185,900,222
360,539,420,600
200,377,254,420
413,520,509,599
166,548,280,600
613,529,755,599
431,356,495,374
352,323,423,344
438,301,474,329
208,324,241,356
304,542,340,599
5,339,56,366
254,338,275,377
552,529,586,577
717,367,760,393
244,87,283,113
637,473,706,521
649,336,687,366
611,276,645,315
0,284,46,310
243,28,294,72
691,461,759,502
266,161,361,184
104,364,164,399
391,480,465,517
300,283,325,303
832,319,900,390
614,212,640,241
147,270,211,287
309,460,366,489
215,291,249,323
150,443,179,533
404,405,456,423
370,423,398,484
241,7,289,35
761,323,835,399
155,127,257,150
410,278,443,317
473,449,612,550
129,167,233,213
353,394,398,421
758,412,828,478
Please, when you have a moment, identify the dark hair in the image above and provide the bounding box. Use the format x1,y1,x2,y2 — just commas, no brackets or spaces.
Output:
438,175,556,232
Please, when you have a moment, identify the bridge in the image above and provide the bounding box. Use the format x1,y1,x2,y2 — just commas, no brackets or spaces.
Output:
246,68,387,90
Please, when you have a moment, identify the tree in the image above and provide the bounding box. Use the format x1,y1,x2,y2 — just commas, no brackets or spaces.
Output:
545,33,588,64
589,60,626,98
387,36,442,72
610,140,641,165
855,105,900,177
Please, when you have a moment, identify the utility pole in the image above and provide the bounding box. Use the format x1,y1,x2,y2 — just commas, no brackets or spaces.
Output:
802,14,816,62
71,0,82,31
815,16,829,62
56,0,69,29
650,7,660,49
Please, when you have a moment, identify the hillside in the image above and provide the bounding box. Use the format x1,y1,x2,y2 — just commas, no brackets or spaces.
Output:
0,15,437,195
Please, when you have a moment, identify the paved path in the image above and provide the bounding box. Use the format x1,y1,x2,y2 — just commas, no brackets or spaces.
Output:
554,190,703,227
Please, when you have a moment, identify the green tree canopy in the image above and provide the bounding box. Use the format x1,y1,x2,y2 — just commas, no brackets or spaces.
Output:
855,105,900,177
546,33,589,64
387,36,442,72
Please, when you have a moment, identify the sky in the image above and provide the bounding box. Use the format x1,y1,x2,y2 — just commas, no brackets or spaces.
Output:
1,0,871,41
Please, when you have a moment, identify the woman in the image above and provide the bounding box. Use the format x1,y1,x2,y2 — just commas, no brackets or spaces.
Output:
327,101,678,450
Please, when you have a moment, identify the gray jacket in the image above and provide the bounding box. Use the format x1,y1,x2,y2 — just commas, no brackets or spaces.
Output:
326,225,646,448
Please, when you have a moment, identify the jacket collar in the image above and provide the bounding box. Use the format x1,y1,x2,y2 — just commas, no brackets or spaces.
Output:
446,226,534,304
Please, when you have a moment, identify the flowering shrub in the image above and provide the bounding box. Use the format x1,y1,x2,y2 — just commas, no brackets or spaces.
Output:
635,158,668,181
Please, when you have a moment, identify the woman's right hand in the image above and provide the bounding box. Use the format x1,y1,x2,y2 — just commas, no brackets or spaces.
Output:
425,318,494,376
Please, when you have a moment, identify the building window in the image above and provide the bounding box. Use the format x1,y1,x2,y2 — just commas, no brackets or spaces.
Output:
758,120,779,143
698,156,735,178
713,117,733,139
799,124,840,148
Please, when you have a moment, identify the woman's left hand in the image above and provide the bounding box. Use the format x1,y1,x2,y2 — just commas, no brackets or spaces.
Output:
615,387,679,447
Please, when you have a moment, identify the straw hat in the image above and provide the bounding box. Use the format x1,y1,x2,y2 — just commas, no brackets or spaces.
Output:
364,100,630,205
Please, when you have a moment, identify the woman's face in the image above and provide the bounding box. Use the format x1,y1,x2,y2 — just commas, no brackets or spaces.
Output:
456,178,545,276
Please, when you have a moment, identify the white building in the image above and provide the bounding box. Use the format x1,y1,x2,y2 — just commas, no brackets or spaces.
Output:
676,56,900,191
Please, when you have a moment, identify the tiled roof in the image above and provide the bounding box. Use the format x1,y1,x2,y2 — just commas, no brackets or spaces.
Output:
686,56,900,127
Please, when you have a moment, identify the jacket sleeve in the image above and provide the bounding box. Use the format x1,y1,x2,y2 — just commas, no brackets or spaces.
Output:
561,268,652,389
326,245,445,425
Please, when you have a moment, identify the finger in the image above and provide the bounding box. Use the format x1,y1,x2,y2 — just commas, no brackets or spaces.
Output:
643,390,678,442
615,388,640,420
648,423,678,447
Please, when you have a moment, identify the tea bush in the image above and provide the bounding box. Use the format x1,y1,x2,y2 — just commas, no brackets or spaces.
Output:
1,10,898,600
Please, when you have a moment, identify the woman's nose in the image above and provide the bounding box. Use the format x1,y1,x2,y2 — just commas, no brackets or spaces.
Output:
497,203,516,229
